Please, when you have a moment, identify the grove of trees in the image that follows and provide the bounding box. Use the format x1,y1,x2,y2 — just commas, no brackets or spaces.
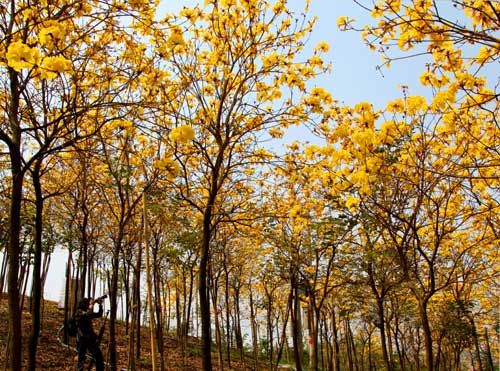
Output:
0,0,498,370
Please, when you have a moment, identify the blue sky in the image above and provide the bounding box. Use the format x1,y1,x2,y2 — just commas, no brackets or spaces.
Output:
308,1,423,106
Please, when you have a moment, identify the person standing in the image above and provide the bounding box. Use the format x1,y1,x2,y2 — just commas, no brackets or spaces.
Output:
75,297,105,371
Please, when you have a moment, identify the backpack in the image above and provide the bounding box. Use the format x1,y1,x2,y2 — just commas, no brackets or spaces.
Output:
65,316,78,337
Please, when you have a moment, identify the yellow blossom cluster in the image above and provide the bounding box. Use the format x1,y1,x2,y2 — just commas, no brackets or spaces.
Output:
6,41,72,80
39,55,72,80
167,25,186,51
153,156,180,179
6,41,40,71
38,21,65,48
169,125,195,144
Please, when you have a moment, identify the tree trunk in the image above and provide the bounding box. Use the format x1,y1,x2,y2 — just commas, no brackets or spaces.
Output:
376,298,392,370
0,253,8,297
330,305,341,371
469,316,483,371
28,163,44,371
109,236,122,371
394,316,405,370
345,317,355,371
211,275,223,371
291,276,303,371
418,300,434,371
266,297,274,370
6,144,23,371
484,329,494,371
200,203,213,371
223,256,232,369
63,252,72,344
143,194,158,371
233,284,244,360
249,280,259,370
153,242,165,371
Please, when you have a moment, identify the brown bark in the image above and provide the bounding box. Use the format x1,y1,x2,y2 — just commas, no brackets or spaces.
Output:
28,161,43,371
6,65,23,371
418,300,434,371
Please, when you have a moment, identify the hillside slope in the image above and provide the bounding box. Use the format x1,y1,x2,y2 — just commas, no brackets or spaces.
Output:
0,295,253,370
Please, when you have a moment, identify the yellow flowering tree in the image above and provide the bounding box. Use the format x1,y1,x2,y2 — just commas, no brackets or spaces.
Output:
148,1,332,368
316,97,498,370
0,0,156,369
344,0,499,193
332,3,499,369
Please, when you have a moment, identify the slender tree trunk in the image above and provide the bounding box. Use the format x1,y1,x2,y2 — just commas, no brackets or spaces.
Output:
128,297,136,371
386,318,395,369
134,238,142,366
176,274,182,340
291,276,303,371
249,280,259,370
6,66,24,371
469,316,483,371
233,285,244,360
418,300,434,371
63,252,72,344
200,203,214,371
275,291,292,367
330,305,341,371
0,253,8,296
143,194,158,370
345,317,355,371
223,257,232,369
484,329,494,371
211,275,224,371
135,262,141,365
185,268,195,351
20,258,31,311
153,243,165,371
368,330,373,371
394,317,405,370
6,162,22,370
109,236,122,371
266,297,274,370
28,163,44,371
375,298,392,370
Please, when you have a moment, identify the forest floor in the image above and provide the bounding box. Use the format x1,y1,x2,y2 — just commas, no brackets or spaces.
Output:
0,295,259,370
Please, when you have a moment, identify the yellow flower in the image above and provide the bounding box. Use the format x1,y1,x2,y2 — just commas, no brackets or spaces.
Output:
180,7,200,23
406,95,427,115
153,157,180,179
345,195,361,211
314,41,330,53
6,41,40,71
39,21,65,47
169,125,195,144
39,55,72,80
386,98,405,113
336,16,350,30
167,26,186,50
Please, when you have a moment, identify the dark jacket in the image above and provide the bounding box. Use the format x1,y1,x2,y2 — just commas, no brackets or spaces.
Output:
75,304,103,341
